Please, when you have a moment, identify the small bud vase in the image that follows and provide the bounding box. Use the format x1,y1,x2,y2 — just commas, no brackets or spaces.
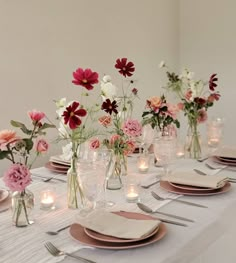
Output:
11,189,34,227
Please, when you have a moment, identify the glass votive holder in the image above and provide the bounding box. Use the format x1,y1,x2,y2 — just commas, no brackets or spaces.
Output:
137,154,150,173
207,117,224,148
125,180,140,203
176,141,185,158
40,189,56,210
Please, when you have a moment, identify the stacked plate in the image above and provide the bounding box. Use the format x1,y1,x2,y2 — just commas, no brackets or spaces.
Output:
160,180,231,196
45,156,70,174
211,146,236,166
69,211,167,250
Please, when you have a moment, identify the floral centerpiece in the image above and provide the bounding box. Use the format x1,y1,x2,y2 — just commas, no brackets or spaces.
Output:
99,58,142,189
1,110,54,226
160,61,220,158
55,67,101,209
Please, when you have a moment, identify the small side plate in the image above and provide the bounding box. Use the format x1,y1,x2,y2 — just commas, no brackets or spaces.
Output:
0,189,9,202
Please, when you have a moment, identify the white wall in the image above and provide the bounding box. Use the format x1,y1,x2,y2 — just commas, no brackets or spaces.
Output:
179,0,236,144
0,0,179,174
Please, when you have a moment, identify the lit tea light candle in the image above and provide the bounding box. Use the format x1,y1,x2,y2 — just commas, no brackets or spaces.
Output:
40,190,56,210
176,150,185,158
137,155,150,173
126,184,139,202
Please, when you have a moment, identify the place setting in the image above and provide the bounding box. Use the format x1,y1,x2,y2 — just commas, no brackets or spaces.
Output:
69,209,167,250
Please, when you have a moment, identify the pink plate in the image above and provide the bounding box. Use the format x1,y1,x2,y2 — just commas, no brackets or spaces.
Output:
168,182,215,192
50,161,70,169
45,162,68,174
160,181,231,196
0,189,9,202
69,211,167,250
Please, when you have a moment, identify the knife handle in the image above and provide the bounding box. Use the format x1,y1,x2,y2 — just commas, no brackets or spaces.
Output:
158,217,187,227
154,211,194,222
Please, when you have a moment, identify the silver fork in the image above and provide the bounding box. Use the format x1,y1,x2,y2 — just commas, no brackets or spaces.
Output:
44,242,96,263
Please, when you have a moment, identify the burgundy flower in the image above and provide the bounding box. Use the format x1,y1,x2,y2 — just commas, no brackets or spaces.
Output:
115,58,135,77
209,73,218,91
132,88,138,95
62,101,87,129
101,99,118,115
208,93,221,102
72,68,99,90
194,97,206,106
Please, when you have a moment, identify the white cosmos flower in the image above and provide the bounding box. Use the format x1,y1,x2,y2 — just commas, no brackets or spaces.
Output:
101,75,117,101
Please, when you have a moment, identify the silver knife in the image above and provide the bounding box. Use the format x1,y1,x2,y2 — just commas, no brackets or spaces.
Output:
156,217,188,227
151,191,208,208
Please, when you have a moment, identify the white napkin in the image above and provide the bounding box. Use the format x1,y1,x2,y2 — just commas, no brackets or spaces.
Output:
76,210,160,239
162,171,228,189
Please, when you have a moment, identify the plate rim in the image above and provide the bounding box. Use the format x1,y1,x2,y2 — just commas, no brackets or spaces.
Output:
168,181,215,191
160,181,231,196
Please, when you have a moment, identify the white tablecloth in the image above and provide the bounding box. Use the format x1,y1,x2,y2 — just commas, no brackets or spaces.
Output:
1,157,236,263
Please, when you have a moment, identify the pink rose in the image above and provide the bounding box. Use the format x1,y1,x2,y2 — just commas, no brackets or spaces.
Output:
3,164,31,192
35,139,49,153
124,140,136,155
122,119,142,137
110,134,121,144
28,110,45,122
98,115,112,127
166,103,179,120
90,138,100,149
197,109,208,123
185,89,192,101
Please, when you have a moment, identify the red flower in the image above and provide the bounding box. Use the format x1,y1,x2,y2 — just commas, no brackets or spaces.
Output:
209,73,218,91
72,68,99,90
208,93,221,102
62,101,87,129
115,58,135,77
101,99,118,115
194,97,206,106
132,88,138,95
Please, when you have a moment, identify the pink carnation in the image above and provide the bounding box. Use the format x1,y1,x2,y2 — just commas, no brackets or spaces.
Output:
3,164,31,192
122,119,142,137
28,110,45,122
35,139,49,153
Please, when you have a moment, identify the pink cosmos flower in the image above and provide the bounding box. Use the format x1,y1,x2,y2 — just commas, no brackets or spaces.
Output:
122,119,142,137
197,109,208,123
35,139,49,153
72,68,99,90
90,138,100,150
28,110,45,122
0,130,19,150
3,163,31,192
98,115,112,127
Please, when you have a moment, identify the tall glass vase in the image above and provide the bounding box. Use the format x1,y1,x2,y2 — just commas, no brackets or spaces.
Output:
12,188,34,227
67,141,86,209
106,152,126,190
184,120,202,159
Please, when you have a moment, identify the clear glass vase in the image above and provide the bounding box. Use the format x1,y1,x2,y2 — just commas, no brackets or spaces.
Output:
12,189,34,227
67,142,86,209
106,152,126,190
184,121,202,159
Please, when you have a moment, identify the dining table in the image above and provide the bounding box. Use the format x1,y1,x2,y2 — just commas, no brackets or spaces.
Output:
1,155,236,263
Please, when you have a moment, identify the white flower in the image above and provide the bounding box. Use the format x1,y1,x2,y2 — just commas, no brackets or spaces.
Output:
101,75,117,101
187,71,195,80
58,122,69,139
159,61,166,68
55,98,67,108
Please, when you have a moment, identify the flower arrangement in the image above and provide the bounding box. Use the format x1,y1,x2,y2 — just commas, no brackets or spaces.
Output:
99,58,142,167
1,110,55,226
98,58,142,185
55,67,100,209
160,61,221,158
142,94,180,135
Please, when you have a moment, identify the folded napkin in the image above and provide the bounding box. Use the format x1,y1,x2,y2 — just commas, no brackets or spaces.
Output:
76,210,160,239
162,171,228,189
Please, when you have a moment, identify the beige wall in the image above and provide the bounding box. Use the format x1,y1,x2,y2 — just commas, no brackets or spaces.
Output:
0,0,179,174
179,0,236,143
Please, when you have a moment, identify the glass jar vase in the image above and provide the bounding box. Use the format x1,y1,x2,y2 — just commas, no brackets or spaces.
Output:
12,189,34,227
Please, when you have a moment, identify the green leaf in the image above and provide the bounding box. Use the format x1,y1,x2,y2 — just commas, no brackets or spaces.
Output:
23,138,34,152
39,123,56,130
0,151,10,160
10,120,24,128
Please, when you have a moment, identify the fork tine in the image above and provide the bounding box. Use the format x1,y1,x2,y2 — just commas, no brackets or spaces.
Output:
47,242,60,255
